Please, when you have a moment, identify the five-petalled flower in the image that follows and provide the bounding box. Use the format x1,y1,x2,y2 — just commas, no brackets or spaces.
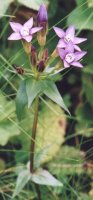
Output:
53,25,87,51
8,17,42,42
58,41,87,68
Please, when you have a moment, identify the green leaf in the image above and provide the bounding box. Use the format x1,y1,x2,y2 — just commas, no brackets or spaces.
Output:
18,0,48,10
31,168,63,186
12,169,31,198
67,0,93,30
82,74,93,107
49,145,84,175
43,79,70,115
0,122,20,146
77,193,92,200
0,0,13,17
75,103,93,137
26,78,44,108
76,0,85,6
34,145,52,168
0,92,20,146
16,80,28,120
88,0,93,7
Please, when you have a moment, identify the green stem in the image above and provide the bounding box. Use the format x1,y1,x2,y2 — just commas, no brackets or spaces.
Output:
35,184,41,200
30,96,39,173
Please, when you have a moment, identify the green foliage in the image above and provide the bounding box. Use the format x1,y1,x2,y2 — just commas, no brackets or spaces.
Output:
31,168,63,186
0,0,13,17
16,80,28,120
0,0,93,199
13,166,62,198
0,92,20,146
75,103,93,136
16,77,69,121
0,0,48,17
13,169,31,198
88,0,93,7
26,78,44,108
49,145,84,175
15,101,66,163
17,0,48,10
67,0,93,30
82,74,93,107
43,79,70,115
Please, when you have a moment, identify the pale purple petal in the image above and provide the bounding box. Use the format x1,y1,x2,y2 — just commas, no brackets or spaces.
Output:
53,27,65,38
74,51,87,61
74,37,87,44
58,48,66,59
71,61,83,68
10,22,22,32
66,25,75,41
74,44,81,52
23,35,32,42
8,32,22,40
65,41,74,53
30,27,42,34
64,60,70,68
57,39,66,48
24,17,33,29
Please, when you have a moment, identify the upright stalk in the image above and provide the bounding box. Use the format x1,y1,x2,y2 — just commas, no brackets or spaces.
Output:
30,96,39,173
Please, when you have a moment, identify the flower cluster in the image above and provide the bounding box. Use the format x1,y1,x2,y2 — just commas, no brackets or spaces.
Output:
8,4,87,73
53,26,87,68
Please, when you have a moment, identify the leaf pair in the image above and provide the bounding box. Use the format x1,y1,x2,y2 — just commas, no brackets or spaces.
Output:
13,167,63,198
16,78,70,120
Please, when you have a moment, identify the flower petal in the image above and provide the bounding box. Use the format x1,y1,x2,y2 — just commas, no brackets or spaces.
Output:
24,17,33,29
74,45,81,52
71,61,83,68
57,39,66,48
74,51,87,61
10,22,22,32
8,32,22,40
66,25,75,41
23,35,32,42
64,60,70,68
74,37,87,44
65,41,74,53
53,27,65,38
57,48,66,59
30,27,42,34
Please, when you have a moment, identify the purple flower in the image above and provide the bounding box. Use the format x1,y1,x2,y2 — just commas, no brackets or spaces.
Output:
8,17,42,42
37,4,48,30
58,41,87,68
53,25,87,51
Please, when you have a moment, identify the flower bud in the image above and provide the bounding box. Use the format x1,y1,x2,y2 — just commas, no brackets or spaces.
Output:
22,40,31,54
43,48,48,61
31,46,37,66
37,4,48,46
37,60,45,72
51,48,59,58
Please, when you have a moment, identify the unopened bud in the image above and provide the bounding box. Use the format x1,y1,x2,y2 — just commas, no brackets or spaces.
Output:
55,61,63,70
31,46,37,66
51,48,58,58
37,4,48,46
43,48,48,61
37,60,45,72
22,40,31,54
